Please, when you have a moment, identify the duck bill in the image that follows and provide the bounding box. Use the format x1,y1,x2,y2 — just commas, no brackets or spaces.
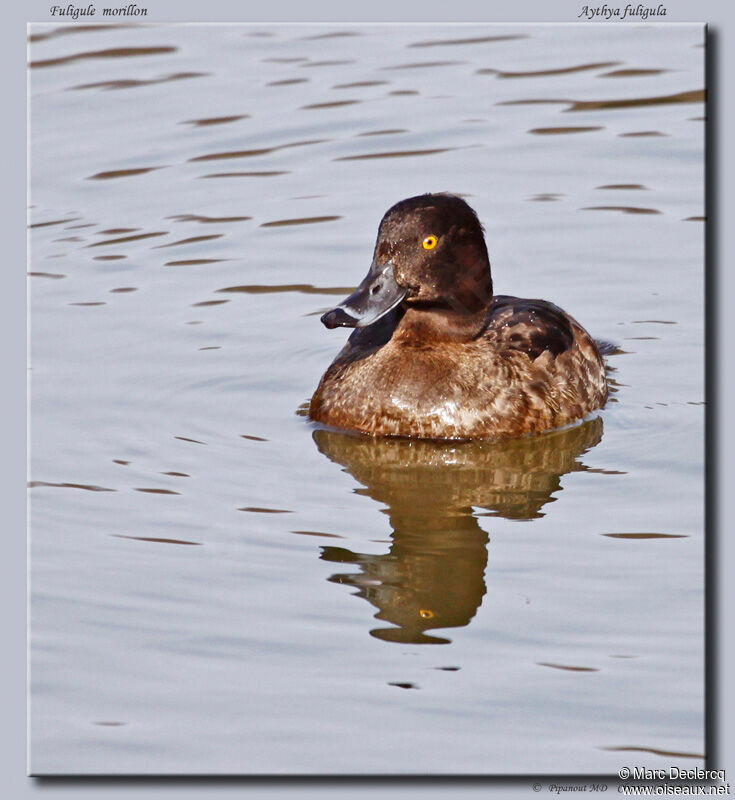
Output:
320,261,407,329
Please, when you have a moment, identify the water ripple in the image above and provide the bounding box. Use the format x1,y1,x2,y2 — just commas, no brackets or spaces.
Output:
217,283,353,296
601,746,704,760
86,231,168,247
568,88,704,112
167,214,251,224
479,61,619,78
301,60,355,68
602,532,688,539
529,126,602,135
113,535,201,546
87,167,162,180
29,271,66,279
154,234,223,248
30,46,178,69
260,216,341,228
28,481,115,492
619,131,667,137
408,35,527,48
200,171,289,178
356,128,408,137
189,139,328,162
582,206,661,215
301,100,361,110
71,72,209,91
601,68,669,78
333,81,388,89
301,31,361,41
164,259,227,266
29,24,134,43
381,61,464,70
497,89,704,113
335,147,453,161
266,78,309,87
29,217,80,228
181,115,249,127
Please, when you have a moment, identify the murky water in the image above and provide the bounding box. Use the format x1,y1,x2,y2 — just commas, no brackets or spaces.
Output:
28,23,705,774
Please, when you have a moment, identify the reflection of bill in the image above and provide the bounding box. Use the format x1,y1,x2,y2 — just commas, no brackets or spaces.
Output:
313,417,604,644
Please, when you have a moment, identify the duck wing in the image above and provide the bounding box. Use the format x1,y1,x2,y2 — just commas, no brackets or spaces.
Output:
482,295,577,360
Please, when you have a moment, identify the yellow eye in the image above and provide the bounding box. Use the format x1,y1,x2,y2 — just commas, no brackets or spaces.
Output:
422,235,438,250
419,609,434,619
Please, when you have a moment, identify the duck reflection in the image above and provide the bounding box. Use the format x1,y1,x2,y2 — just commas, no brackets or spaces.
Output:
312,417,603,644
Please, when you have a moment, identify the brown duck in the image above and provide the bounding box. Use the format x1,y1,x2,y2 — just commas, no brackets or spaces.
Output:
309,193,607,440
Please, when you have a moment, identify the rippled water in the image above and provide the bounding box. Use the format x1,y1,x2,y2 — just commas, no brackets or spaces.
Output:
28,23,705,774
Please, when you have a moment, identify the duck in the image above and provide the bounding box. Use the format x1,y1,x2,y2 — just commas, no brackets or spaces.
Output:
309,193,607,440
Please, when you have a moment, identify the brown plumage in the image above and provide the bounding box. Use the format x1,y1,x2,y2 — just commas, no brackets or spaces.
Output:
310,194,607,440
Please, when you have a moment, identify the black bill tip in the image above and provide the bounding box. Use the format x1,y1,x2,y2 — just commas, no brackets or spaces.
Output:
320,307,359,329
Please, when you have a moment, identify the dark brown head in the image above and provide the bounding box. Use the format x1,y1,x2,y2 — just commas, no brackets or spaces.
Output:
321,194,493,329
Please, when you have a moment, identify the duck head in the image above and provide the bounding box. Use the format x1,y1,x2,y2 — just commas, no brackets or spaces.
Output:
321,193,493,329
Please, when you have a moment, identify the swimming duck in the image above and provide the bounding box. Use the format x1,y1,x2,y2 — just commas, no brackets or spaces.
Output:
309,193,607,440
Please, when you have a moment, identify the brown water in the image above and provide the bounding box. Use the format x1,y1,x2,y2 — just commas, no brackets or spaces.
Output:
28,23,705,774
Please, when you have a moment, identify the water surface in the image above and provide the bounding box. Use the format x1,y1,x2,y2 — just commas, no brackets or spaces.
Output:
29,23,705,774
